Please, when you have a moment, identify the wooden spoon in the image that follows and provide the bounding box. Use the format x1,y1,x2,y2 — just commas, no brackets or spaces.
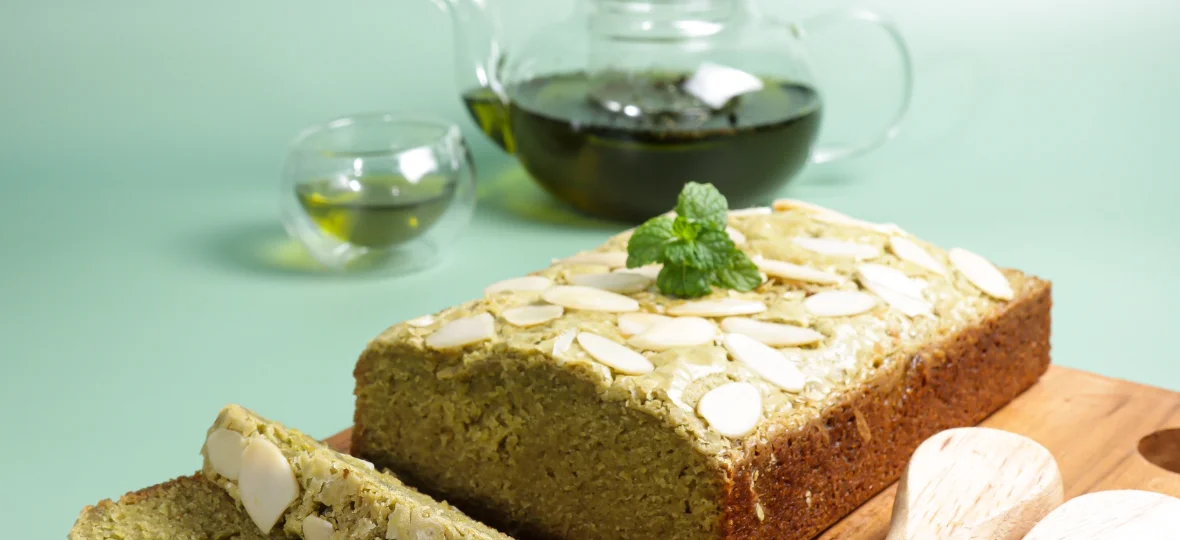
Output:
1022,489,1180,539
886,427,1064,540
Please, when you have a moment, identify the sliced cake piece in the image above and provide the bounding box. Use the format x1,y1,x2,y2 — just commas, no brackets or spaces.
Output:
69,473,283,540
201,404,513,540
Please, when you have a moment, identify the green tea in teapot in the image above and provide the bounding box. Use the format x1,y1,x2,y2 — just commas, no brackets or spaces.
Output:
463,71,822,222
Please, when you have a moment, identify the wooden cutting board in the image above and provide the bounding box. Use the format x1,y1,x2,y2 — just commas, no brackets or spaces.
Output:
323,366,1180,538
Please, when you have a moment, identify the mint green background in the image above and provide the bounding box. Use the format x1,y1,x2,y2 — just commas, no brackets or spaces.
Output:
3,0,1179,536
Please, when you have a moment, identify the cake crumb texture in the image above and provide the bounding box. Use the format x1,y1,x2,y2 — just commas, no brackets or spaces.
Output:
68,473,284,540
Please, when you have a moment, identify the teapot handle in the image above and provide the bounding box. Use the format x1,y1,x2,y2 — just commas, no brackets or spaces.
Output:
796,9,914,164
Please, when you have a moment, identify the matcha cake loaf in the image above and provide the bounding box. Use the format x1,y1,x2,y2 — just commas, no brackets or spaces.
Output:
352,196,1052,539
200,404,514,540
69,473,284,540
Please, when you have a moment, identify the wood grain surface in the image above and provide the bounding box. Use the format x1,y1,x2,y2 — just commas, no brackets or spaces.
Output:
884,427,1063,540
323,366,1180,539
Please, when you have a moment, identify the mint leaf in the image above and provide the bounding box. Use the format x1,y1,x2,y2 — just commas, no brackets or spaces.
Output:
693,228,736,268
671,216,700,242
626,216,675,268
714,251,762,292
624,182,759,298
657,264,713,298
675,182,728,229
662,238,704,267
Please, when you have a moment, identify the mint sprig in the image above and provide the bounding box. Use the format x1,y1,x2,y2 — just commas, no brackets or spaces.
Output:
626,182,762,298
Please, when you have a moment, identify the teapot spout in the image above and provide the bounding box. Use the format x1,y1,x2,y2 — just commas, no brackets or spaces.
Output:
434,0,513,152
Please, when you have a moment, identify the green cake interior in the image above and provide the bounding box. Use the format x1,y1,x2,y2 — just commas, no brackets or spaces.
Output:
68,474,282,540
355,344,728,539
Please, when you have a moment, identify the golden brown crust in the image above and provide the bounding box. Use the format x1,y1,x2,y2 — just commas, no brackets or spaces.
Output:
720,278,1053,539
72,474,205,524
69,473,284,540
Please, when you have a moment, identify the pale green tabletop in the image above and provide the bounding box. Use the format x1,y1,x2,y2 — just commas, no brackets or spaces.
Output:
3,0,1179,536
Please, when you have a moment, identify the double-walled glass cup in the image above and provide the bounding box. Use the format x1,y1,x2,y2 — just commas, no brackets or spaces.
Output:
280,114,477,275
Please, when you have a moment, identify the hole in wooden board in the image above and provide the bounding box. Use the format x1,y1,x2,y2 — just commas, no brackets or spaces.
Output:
1138,428,1180,474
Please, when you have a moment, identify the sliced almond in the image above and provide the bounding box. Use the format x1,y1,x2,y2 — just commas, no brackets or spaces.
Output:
542,285,640,313
667,298,767,317
560,251,628,268
726,227,747,246
552,329,577,356
889,236,947,275
303,516,334,540
722,333,805,392
206,428,247,481
697,382,763,438
753,256,842,285
858,264,927,299
617,313,672,337
772,198,841,215
773,198,904,234
425,313,496,350
405,315,435,328
576,333,654,375
861,279,933,318
858,263,933,317
502,305,563,327
238,438,299,534
793,237,881,260
811,212,906,235
729,206,772,217
628,317,717,351
569,271,653,293
949,248,1014,301
720,318,824,347
484,276,553,296
803,291,878,317
616,264,662,280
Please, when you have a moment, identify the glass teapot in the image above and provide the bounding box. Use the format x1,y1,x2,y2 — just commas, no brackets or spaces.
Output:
435,0,912,222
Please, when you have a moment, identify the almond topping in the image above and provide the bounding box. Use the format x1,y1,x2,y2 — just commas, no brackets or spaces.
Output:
949,248,1015,301
205,428,247,481
576,332,654,375
726,227,747,246
238,438,299,534
720,318,824,347
405,315,436,328
667,298,768,317
723,333,806,392
857,264,933,317
615,264,663,280
552,329,577,356
425,313,496,349
484,276,553,296
793,237,881,260
303,516,334,540
729,206,772,217
628,317,718,351
889,236,947,275
542,285,640,313
697,382,763,438
753,256,842,285
568,271,653,294
803,291,878,317
502,305,564,327
616,313,672,337
560,251,628,268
